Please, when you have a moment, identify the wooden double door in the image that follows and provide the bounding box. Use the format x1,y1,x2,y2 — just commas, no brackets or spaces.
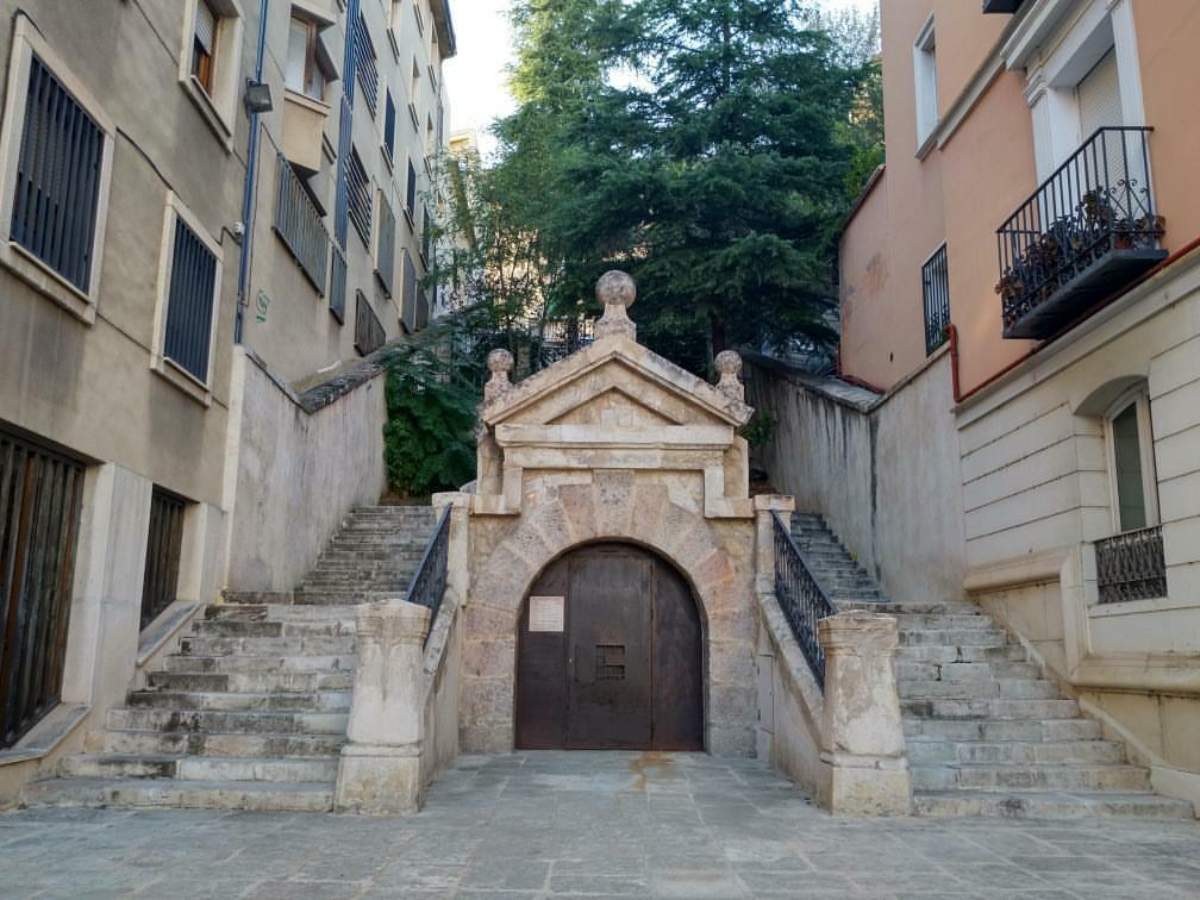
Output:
516,543,704,751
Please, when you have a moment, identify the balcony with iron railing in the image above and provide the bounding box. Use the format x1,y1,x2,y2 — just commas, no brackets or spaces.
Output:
995,127,1167,341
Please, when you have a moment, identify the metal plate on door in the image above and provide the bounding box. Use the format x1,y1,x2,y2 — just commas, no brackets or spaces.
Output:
529,595,565,632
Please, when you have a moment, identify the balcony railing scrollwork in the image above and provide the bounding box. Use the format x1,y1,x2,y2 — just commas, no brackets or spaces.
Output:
771,512,837,688
996,127,1166,340
1095,525,1167,606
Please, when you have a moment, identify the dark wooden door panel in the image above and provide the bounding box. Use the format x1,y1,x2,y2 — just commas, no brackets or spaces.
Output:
515,556,568,749
651,559,704,750
566,547,652,749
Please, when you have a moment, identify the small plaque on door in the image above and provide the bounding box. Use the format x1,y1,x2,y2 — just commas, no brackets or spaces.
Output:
529,596,565,632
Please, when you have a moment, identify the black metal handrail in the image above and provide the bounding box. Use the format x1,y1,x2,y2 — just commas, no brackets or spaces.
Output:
1096,525,1167,605
995,127,1162,335
771,512,837,688
404,507,452,642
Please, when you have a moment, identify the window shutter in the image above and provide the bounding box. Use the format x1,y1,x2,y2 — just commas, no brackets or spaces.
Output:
1078,49,1123,136
194,1,217,55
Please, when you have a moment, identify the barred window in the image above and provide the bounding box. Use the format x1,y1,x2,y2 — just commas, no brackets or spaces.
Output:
329,243,347,324
406,159,417,219
376,193,396,297
353,14,378,116
401,248,418,332
354,291,385,356
274,153,329,292
922,244,950,356
347,148,372,246
10,54,106,293
383,91,397,163
163,216,218,384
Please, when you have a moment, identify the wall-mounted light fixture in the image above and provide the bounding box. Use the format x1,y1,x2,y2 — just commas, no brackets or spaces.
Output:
244,80,273,114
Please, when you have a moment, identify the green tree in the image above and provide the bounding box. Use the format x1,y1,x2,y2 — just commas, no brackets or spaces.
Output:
481,0,858,375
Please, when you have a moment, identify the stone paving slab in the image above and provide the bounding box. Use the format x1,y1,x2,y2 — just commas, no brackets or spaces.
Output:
1,752,1198,898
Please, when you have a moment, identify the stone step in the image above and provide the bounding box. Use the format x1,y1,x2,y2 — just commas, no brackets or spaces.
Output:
897,661,1039,681
898,629,1010,648
891,615,993,630
99,729,347,758
912,763,1150,792
899,679,1061,701
23,777,334,813
292,590,398,607
147,670,353,693
913,790,1194,821
901,698,1080,720
59,753,339,784
189,619,356,638
163,653,357,675
203,605,358,624
843,600,983,615
904,717,1101,743
126,689,351,713
896,644,1027,664
178,635,358,656
908,739,1126,767
107,707,349,735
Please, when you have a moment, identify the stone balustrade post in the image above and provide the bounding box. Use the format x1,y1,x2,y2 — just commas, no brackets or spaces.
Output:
817,611,912,815
335,600,432,815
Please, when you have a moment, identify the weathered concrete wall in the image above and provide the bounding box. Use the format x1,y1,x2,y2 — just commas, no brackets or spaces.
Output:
747,352,967,606
224,348,387,592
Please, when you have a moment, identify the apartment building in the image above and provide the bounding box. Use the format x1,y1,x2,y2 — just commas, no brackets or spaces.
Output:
0,0,455,803
826,0,1200,809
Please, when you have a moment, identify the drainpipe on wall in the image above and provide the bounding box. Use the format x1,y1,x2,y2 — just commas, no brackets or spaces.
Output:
235,0,272,345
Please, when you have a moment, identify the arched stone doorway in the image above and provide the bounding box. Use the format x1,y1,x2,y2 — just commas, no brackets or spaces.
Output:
515,543,704,751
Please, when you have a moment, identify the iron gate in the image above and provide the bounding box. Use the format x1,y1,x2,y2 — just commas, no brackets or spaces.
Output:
0,429,86,749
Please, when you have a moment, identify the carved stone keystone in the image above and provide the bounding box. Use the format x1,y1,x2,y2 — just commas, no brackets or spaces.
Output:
593,270,638,341
816,611,911,816
715,350,745,403
484,348,514,404
335,601,431,815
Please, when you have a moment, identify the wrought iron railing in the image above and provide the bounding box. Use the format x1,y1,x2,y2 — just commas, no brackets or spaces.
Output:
771,512,836,688
1096,525,1167,605
404,507,452,643
996,127,1163,338
922,244,950,356
274,153,330,294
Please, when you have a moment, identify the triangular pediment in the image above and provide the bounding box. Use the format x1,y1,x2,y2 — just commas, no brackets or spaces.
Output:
483,336,754,428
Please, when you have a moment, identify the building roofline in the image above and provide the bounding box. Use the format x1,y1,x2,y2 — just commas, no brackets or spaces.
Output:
841,163,886,236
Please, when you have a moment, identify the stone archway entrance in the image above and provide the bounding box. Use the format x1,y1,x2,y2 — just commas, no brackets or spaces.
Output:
515,543,704,751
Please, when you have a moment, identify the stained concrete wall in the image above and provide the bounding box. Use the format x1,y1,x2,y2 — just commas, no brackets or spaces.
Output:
224,348,387,592
746,352,967,606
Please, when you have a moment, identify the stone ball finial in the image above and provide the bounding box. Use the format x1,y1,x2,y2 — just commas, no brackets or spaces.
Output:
596,270,637,310
487,348,514,375
594,271,638,341
715,350,745,403
484,348,515,404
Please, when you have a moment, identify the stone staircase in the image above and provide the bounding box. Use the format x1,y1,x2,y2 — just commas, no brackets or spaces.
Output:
23,505,439,812
790,512,1194,821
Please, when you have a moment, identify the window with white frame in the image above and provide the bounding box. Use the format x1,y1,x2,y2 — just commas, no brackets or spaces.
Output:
286,15,328,102
913,16,938,150
181,0,244,142
1105,388,1159,534
0,16,115,321
155,196,223,399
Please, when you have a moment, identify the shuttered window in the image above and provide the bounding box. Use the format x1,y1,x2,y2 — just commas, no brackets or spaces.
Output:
401,248,418,332
0,429,85,750
353,14,378,117
406,160,417,219
354,291,385,356
383,91,397,163
192,0,218,93
330,243,347,324
10,55,106,294
347,148,372,245
163,217,218,384
376,194,396,297
274,152,329,292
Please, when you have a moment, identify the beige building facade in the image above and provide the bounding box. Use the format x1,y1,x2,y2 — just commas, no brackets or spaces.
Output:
797,0,1200,811
0,0,455,802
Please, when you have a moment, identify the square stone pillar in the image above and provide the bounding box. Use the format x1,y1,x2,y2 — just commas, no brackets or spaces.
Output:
817,611,911,816
335,600,431,815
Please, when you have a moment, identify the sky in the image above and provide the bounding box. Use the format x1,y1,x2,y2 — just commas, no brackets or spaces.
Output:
443,0,879,155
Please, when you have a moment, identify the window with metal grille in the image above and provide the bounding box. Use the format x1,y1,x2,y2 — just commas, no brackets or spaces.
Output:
10,54,106,294
422,204,433,262
406,160,417,219
354,291,386,356
353,14,378,117
401,249,418,332
383,91,397,163
274,153,329,293
0,428,85,750
140,488,186,630
375,194,396,297
347,148,372,246
922,243,950,356
330,242,347,324
163,216,218,384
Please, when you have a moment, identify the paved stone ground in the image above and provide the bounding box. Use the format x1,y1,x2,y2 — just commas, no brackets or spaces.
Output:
2,752,1198,899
